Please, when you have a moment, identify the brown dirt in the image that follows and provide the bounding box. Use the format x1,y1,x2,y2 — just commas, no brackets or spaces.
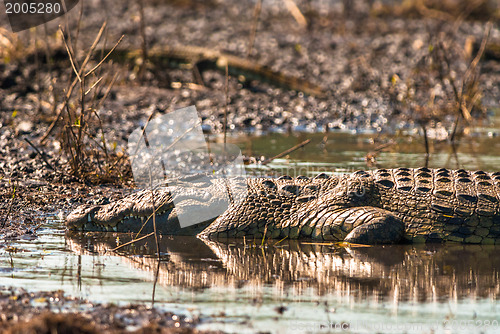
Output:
0,287,220,333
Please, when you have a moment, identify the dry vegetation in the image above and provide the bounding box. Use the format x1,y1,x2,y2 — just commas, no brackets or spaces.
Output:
49,23,127,183
388,21,493,154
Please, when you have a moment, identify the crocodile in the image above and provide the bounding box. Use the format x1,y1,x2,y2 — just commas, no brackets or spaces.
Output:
66,168,500,244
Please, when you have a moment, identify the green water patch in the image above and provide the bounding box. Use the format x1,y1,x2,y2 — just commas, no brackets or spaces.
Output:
228,129,500,177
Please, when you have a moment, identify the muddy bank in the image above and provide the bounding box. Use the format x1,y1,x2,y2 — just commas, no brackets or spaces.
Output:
1,0,499,135
0,286,219,333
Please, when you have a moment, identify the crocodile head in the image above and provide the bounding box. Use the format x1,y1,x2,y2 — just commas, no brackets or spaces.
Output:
66,186,190,234
66,175,244,235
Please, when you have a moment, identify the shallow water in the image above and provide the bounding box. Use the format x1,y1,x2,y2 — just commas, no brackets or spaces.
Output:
3,121,500,333
1,218,500,333
233,117,500,177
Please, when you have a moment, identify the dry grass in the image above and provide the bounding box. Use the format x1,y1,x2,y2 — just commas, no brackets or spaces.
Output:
0,28,24,63
46,21,128,183
387,19,491,159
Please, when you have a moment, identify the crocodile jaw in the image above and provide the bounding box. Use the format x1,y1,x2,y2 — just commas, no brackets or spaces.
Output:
65,201,178,233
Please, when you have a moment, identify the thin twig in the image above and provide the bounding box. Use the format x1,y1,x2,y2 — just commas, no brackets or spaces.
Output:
109,232,155,252
149,157,161,307
451,22,491,142
273,235,288,246
60,27,81,82
224,63,229,147
85,77,103,95
73,0,84,53
81,22,108,71
460,21,491,110
24,138,56,171
130,108,158,166
40,22,109,144
76,25,115,166
420,123,429,158
247,0,262,58
152,253,161,306
137,0,148,80
283,0,307,28
261,224,268,247
39,76,77,144
85,35,124,77
1,181,17,228
262,139,311,165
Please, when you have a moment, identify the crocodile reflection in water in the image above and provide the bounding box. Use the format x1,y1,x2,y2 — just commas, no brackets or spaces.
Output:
66,232,500,301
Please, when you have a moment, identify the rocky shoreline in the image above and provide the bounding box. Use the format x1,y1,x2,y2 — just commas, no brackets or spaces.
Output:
0,286,218,333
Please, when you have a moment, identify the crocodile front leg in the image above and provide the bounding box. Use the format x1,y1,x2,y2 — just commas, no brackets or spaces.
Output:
342,207,405,244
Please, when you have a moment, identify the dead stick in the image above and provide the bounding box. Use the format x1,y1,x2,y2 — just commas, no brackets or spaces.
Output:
247,0,262,58
261,139,311,165
1,182,17,228
24,138,56,171
108,232,155,252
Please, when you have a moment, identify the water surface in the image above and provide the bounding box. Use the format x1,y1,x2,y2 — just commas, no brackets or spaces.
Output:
1,219,499,333
2,123,500,333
